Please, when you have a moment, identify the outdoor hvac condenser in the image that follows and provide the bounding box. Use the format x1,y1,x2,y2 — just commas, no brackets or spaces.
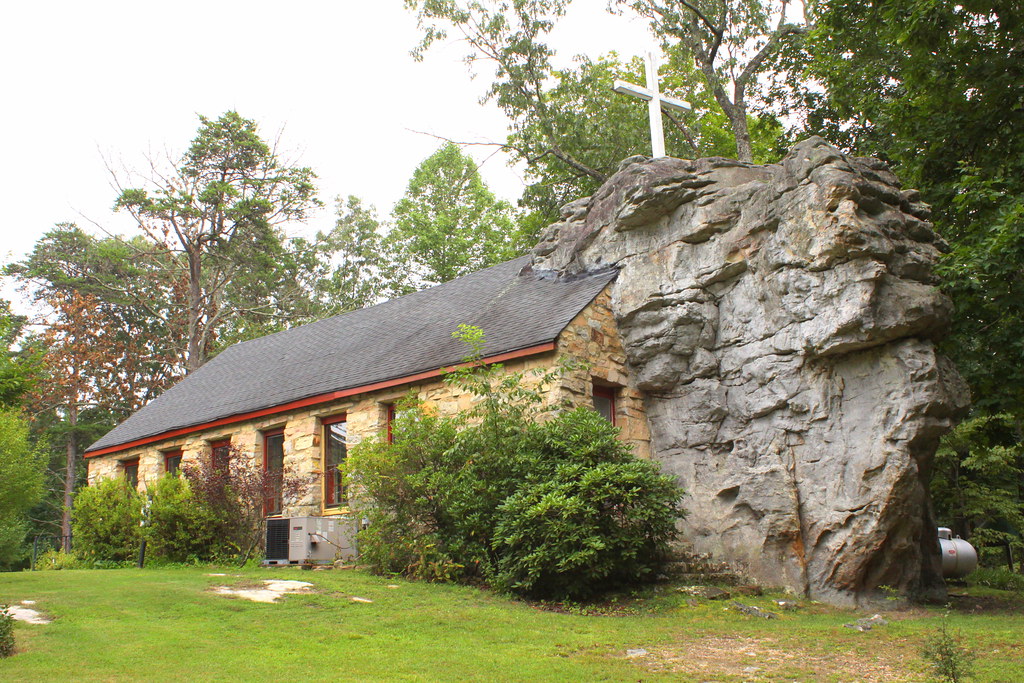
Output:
264,516,357,565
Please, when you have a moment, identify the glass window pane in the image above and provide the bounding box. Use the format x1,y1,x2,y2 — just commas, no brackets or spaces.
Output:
265,433,285,515
266,433,284,471
325,421,346,507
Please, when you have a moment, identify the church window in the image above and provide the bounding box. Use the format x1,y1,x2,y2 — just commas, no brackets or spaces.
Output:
210,439,231,471
122,458,139,488
592,384,617,426
323,415,347,510
263,429,285,516
164,449,183,474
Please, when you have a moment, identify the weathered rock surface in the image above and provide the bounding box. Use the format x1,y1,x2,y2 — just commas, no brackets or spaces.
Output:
531,138,969,605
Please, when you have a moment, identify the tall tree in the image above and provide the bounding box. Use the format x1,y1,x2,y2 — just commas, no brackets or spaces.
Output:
0,407,45,567
27,289,114,550
114,111,321,372
512,50,785,219
805,0,1024,416
299,196,400,316
406,1,786,226
0,300,32,408
390,143,524,288
623,0,811,162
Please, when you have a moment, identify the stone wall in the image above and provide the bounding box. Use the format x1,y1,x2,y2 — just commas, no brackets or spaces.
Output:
86,288,651,513
531,138,969,605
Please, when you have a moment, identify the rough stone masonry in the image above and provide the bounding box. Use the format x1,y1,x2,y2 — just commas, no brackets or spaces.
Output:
529,137,970,605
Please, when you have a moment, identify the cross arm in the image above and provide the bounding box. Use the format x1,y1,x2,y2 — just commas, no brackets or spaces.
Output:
612,79,691,113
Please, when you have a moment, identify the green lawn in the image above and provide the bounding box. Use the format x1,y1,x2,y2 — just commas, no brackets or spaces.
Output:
1,567,1021,681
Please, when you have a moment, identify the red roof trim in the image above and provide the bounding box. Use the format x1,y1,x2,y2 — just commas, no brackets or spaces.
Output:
85,342,557,458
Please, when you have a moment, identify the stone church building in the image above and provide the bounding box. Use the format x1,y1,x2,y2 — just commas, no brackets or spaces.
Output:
85,257,650,519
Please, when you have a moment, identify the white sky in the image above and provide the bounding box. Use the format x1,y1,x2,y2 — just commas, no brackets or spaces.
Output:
0,0,654,295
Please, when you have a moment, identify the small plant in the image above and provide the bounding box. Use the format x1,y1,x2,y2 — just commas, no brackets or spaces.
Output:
921,614,977,683
35,549,84,570
0,605,14,657
967,567,1024,593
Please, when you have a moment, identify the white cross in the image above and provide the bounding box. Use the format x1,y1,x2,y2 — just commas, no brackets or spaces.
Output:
613,52,691,158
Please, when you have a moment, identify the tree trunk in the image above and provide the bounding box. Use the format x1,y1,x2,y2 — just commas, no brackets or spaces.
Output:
186,246,204,373
61,405,78,552
728,98,753,163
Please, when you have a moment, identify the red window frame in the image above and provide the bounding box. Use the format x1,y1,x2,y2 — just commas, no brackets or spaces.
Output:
322,414,347,509
210,439,231,472
386,404,396,444
263,429,285,517
593,385,617,426
164,449,183,474
122,458,140,488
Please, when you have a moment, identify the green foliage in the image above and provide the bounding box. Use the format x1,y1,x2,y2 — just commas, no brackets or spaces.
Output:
932,415,1023,568
921,616,977,683
301,196,401,315
143,475,220,563
34,549,86,571
490,414,684,598
806,1,1024,417
0,605,13,658
406,1,787,224
0,408,46,568
967,568,1024,594
391,143,525,288
113,111,322,371
347,337,684,599
0,300,33,408
71,478,143,563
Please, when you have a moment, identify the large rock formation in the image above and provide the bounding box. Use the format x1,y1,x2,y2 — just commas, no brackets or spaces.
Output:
530,138,969,605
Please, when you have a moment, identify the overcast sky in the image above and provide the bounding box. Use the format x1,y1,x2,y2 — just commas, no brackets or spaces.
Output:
0,0,653,287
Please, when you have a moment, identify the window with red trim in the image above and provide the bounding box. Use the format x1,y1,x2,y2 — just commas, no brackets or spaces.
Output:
122,458,140,488
164,449,183,474
386,404,396,444
263,429,285,516
322,415,347,509
592,385,617,426
210,439,231,472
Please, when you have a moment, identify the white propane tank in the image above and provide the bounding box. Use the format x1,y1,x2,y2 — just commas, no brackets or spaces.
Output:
938,527,978,579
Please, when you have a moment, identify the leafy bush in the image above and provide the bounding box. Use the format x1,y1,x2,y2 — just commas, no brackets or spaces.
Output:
72,478,143,562
967,567,1024,593
491,455,684,599
182,446,313,563
348,334,685,599
0,606,13,658
144,475,219,563
35,549,85,570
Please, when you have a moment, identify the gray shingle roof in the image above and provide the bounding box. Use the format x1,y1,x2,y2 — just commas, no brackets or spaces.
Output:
87,257,616,453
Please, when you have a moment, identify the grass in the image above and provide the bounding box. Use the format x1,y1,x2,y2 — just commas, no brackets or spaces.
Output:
0,567,1021,682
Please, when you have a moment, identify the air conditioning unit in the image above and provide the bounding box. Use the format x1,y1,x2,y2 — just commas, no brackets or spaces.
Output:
264,516,357,566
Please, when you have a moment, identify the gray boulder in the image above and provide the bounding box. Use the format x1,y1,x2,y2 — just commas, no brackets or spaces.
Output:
532,137,969,605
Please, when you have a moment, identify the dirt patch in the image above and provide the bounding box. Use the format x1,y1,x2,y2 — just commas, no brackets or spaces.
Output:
5,601,51,625
629,635,914,682
946,592,1024,614
210,579,314,603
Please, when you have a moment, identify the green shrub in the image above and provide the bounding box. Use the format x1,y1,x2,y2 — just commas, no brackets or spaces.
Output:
967,567,1024,593
0,606,14,657
491,457,684,599
35,549,85,570
144,475,219,563
72,478,143,562
348,340,686,599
